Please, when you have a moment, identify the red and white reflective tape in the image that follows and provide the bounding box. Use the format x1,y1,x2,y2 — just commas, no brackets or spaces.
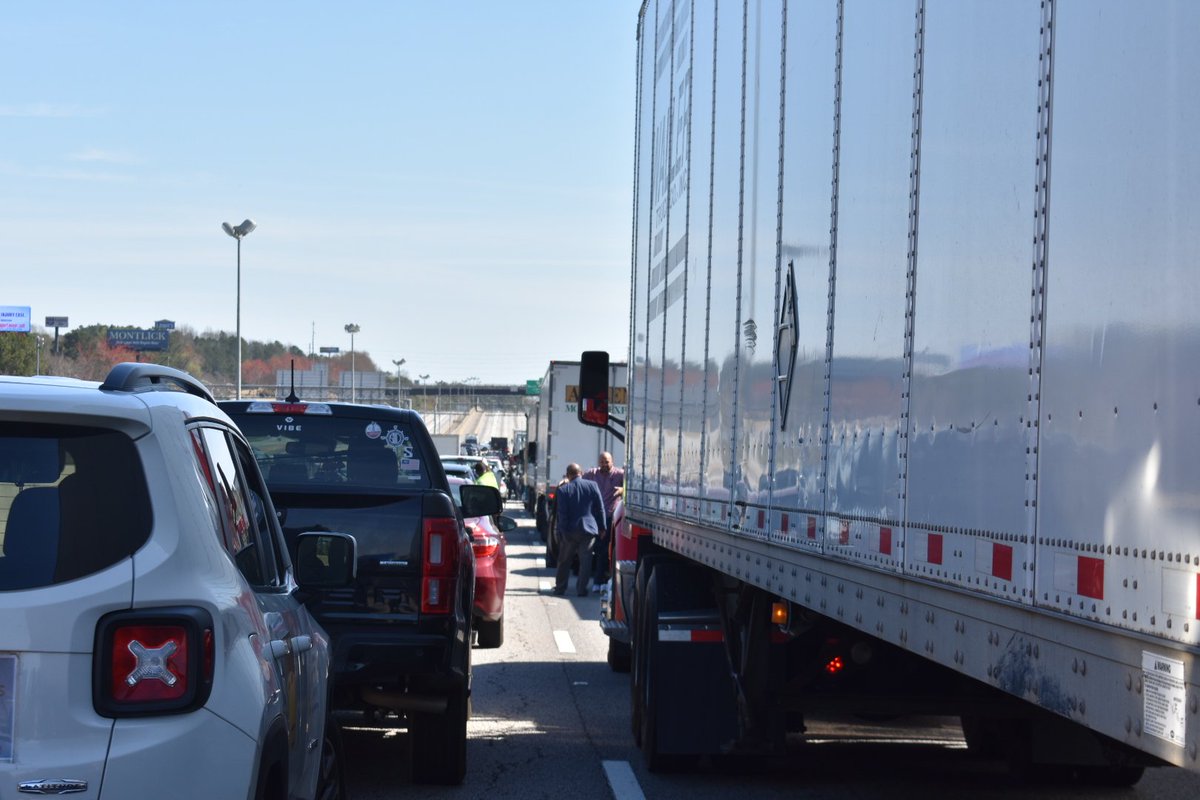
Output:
657,627,723,643
975,541,1014,582
1053,553,1104,600
878,526,893,556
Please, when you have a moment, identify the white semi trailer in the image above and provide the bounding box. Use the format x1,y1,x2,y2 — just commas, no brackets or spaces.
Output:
587,0,1200,782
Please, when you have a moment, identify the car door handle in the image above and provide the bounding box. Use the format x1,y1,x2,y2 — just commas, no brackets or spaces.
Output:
268,635,313,660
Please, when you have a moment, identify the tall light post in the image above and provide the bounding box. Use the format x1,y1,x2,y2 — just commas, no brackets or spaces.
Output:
344,323,360,402
221,219,257,399
465,376,478,411
419,374,429,416
392,358,406,408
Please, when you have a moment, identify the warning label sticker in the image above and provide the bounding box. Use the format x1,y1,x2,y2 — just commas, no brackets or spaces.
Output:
1142,651,1186,747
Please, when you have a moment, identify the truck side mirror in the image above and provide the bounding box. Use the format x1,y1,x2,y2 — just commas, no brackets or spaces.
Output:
526,442,538,462
578,350,610,428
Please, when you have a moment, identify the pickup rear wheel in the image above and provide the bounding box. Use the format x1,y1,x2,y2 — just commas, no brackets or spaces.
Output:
410,681,468,785
477,615,504,648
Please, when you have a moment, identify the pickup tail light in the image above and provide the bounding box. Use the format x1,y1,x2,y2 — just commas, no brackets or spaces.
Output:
94,607,214,717
422,516,460,614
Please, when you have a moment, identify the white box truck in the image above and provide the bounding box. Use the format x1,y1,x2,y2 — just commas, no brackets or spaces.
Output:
429,433,460,457
524,360,626,552
588,0,1200,782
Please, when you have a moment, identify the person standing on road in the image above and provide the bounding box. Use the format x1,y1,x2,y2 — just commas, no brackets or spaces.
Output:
552,463,606,597
473,460,499,491
582,451,624,589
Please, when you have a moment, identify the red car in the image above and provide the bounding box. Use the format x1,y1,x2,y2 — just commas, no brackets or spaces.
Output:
447,477,514,648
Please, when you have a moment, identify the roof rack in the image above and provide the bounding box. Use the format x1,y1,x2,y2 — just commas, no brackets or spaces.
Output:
100,363,215,404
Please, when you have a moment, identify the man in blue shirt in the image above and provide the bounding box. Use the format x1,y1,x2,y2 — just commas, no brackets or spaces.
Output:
552,463,606,597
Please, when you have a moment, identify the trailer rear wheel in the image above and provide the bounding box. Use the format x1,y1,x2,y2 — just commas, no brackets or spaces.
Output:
638,568,679,772
607,638,631,673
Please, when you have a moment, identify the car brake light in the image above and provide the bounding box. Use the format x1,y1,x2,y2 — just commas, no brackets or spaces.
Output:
471,535,500,559
422,517,460,614
94,607,214,717
245,401,332,415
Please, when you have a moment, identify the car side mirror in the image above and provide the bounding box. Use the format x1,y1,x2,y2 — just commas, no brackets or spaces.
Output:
459,484,502,517
295,531,357,592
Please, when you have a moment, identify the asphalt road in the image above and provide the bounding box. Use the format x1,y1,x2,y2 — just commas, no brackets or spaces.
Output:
344,504,1200,800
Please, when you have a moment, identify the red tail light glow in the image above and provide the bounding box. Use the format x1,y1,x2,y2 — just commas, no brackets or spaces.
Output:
825,655,845,675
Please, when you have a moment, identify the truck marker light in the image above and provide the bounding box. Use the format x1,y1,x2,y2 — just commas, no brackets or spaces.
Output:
771,602,789,626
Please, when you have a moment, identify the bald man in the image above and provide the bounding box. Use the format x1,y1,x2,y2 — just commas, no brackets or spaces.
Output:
582,451,624,587
551,463,606,597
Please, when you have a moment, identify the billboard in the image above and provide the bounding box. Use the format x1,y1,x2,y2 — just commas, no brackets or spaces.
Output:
107,328,170,352
0,307,31,333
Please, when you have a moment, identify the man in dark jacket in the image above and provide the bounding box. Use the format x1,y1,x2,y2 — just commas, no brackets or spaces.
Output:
552,463,606,597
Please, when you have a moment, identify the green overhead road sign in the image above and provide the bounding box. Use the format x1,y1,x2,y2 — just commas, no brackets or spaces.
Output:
526,380,540,396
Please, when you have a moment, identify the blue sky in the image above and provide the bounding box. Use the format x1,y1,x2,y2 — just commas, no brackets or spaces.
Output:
1,2,642,384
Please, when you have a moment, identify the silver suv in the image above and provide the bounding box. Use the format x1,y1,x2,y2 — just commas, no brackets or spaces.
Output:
0,364,355,800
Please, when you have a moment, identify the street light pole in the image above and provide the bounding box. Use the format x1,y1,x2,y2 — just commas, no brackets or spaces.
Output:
221,219,257,400
419,374,429,416
392,358,406,408
344,323,360,403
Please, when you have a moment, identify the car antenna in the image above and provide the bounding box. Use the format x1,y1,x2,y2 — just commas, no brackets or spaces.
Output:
285,359,300,403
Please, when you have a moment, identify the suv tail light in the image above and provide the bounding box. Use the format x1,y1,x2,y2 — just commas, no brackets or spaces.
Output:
421,516,460,614
94,607,214,717
471,534,500,559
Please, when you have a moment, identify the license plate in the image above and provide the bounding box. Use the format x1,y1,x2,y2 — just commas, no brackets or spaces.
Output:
0,654,14,761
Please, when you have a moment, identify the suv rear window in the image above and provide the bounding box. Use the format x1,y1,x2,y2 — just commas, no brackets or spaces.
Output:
235,414,432,491
0,422,152,591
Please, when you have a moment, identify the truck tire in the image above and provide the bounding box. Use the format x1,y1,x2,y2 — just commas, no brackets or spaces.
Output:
638,568,682,772
477,615,504,649
607,638,631,673
535,496,549,542
410,681,468,785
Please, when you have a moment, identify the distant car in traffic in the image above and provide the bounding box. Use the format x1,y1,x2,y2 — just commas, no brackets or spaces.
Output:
447,477,515,648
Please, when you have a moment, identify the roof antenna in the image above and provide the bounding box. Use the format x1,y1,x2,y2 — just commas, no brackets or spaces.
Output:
285,359,300,403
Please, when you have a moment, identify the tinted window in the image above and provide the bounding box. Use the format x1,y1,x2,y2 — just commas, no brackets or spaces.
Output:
235,414,432,491
200,428,278,587
0,422,151,591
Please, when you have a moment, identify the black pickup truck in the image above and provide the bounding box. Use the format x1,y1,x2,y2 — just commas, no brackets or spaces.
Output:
221,399,501,785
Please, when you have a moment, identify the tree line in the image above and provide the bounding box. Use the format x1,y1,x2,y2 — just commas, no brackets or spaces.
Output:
0,324,380,387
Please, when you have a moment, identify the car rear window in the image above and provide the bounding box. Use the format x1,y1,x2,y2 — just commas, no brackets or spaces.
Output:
0,422,152,591
233,414,433,491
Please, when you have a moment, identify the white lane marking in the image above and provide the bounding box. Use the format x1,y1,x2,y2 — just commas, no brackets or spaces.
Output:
602,760,646,800
553,630,576,654
539,580,554,593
